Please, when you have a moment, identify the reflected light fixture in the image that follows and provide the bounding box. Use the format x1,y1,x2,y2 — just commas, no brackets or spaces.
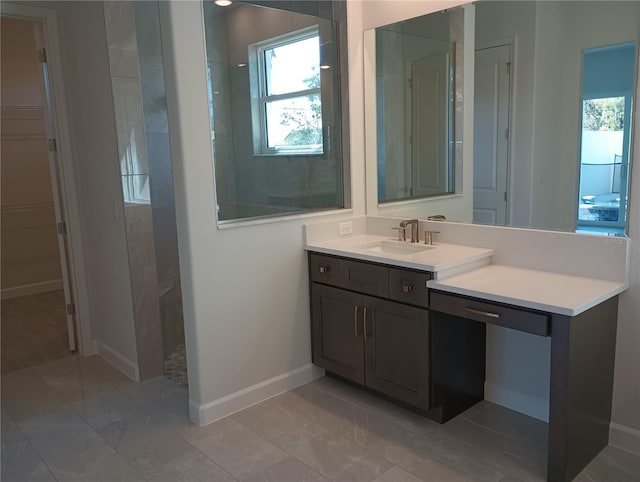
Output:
320,65,331,70
214,0,232,6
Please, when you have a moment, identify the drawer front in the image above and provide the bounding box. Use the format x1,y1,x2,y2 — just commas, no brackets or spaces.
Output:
339,259,389,297
430,291,550,337
309,253,389,297
388,268,431,308
309,253,342,285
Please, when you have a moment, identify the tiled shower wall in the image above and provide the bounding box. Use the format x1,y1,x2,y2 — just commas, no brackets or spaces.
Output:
104,0,184,380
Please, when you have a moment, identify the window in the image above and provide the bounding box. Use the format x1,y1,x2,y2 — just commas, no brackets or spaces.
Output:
251,27,323,155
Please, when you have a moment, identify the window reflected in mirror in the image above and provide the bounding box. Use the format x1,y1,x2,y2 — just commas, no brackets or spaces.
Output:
577,43,635,235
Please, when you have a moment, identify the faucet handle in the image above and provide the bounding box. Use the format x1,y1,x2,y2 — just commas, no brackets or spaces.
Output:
424,230,440,245
391,227,406,241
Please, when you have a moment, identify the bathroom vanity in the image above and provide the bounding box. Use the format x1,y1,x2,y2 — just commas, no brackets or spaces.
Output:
304,218,628,482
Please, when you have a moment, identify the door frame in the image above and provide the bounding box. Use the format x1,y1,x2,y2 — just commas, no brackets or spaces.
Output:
475,37,515,225
1,3,93,355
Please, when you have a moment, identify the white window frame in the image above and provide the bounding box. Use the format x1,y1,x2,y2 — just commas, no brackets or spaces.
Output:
249,26,323,156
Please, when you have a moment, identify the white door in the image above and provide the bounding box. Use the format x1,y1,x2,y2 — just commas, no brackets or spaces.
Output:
410,52,451,197
34,23,77,351
473,44,511,225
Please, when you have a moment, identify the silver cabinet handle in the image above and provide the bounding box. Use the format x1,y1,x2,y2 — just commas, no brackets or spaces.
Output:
363,307,368,339
319,266,329,274
354,306,359,336
401,284,413,293
464,307,501,318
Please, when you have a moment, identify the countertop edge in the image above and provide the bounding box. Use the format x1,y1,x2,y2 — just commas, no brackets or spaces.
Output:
427,282,627,316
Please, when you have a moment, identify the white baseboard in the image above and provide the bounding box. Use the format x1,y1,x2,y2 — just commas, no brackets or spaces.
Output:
609,422,640,455
96,340,139,381
1,279,63,300
190,363,324,426
485,382,549,422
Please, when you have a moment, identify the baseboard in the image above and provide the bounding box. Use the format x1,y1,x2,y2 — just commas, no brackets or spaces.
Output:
190,363,324,426
609,422,640,455
96,340,140,381
1,279,63,300
485,382,549,422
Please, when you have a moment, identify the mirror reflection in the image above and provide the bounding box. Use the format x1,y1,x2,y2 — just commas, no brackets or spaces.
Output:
376,9,463,203
474,0,638,235
203,1,348,223
368,1,638,235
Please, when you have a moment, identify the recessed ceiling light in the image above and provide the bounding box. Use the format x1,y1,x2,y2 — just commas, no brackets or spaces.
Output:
214,0,232,6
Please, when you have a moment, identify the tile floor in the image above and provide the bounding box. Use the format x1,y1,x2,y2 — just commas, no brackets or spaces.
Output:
1,290,71,373
1,355,639,482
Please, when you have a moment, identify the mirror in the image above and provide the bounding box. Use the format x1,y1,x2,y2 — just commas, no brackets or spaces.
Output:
375,9,462,203
203,0,349,223
366,1,638,235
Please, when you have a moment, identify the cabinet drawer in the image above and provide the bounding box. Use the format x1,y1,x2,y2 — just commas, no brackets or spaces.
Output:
310,253,342,285
388,268,431,308
339,259,389,297
309,253,389,297
430,291,550,337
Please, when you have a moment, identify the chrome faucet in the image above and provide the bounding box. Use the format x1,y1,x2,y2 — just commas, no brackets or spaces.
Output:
399,219,419,243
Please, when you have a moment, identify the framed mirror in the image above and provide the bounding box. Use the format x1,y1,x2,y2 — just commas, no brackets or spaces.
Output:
365,1,638,235
203,0,350,224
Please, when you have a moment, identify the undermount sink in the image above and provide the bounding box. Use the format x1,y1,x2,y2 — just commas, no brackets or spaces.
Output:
356,240,435,256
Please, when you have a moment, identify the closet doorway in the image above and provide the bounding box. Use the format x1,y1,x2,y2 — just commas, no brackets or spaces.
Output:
1,12,80,371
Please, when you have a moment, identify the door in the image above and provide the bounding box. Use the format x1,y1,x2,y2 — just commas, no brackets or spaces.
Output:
474,44,511,225
311,284,364,384
34,23,77,351
364,296,429,409
410,52,451,197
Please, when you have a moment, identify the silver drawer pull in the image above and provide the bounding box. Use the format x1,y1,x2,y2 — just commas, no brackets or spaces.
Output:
464,307,501,318
319,266,329,274
401,284,413,293
354,306,359,337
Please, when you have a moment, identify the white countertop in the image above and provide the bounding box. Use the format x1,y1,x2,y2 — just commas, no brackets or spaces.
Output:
305,234,494,273
428,265,627,316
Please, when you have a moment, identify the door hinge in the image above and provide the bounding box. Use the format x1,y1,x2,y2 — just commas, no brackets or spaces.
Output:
57,222,67,235
66,303,76,316
506,62,511,74
48,138,57,152
38,48,47,63
505,128,509,139
504,191,508,202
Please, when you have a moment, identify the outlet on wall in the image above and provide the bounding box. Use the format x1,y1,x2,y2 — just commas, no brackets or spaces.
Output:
338,221,353,236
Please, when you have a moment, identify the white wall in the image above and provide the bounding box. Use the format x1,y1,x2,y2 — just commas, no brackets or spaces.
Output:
160,0,367,423
160,0,640,452
46,1,139,377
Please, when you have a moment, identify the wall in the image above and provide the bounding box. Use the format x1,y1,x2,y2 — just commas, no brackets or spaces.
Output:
161,0,639,453
0,16,62,298
160,0,470,424
45,1,139,378
134,1,185,368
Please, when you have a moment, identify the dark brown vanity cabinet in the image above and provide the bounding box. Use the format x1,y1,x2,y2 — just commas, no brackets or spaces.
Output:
310,253,430,410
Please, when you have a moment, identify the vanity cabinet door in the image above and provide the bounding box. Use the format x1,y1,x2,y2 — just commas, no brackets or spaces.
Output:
311,284,365,384
363,296,430,409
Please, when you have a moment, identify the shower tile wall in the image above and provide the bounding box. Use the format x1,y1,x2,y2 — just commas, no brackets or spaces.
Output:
104,0,184,380
134,1,185,363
